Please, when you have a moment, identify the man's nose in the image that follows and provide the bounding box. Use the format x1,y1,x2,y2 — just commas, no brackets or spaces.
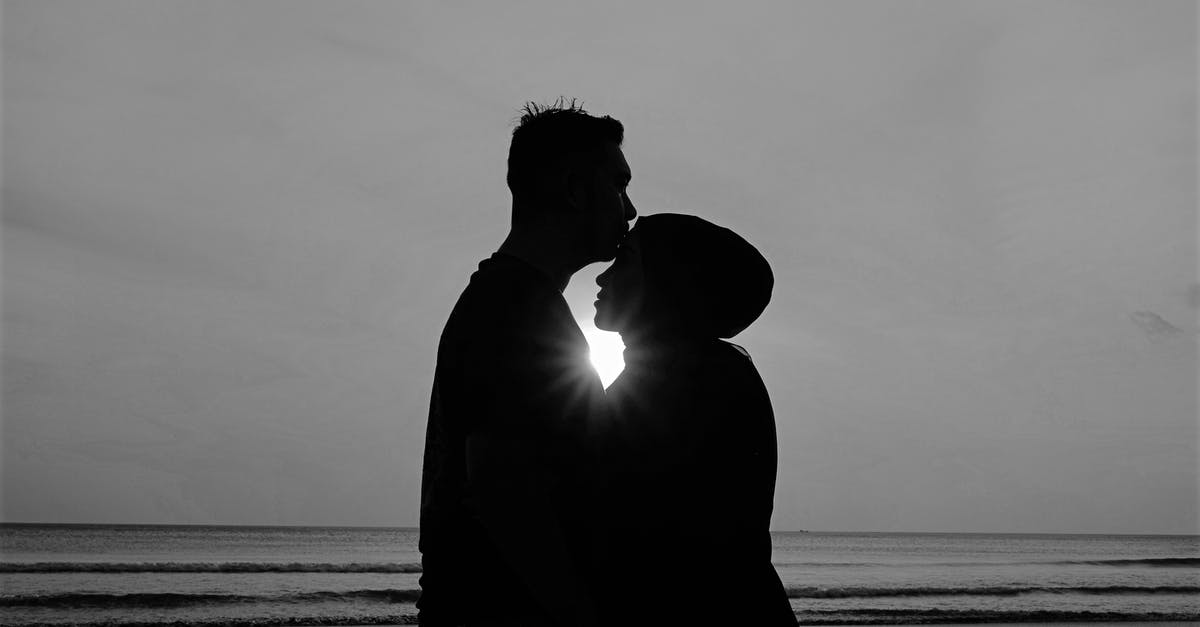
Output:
623,192,637,221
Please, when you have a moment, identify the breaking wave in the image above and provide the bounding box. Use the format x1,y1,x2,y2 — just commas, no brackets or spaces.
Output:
1,589,421,608
785,584,1200,598
0,561,421,573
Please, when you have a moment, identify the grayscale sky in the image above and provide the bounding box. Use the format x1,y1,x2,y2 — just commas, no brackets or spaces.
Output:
2,0,1196,533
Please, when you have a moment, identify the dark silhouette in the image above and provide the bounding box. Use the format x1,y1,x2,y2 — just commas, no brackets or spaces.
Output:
592,214,796,626
418,99,636,627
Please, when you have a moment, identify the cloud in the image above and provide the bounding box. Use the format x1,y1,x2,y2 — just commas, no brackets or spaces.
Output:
1130,311,1186,340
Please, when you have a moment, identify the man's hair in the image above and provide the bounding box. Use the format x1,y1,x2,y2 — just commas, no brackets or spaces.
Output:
506,98,624,201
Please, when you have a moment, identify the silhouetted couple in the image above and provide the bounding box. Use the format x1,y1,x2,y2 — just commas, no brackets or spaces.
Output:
418,101,796,627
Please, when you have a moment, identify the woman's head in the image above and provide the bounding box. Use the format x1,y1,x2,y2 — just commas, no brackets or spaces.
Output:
593,213,773,341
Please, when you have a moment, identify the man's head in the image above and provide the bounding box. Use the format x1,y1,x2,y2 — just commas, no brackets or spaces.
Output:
507,99,637,264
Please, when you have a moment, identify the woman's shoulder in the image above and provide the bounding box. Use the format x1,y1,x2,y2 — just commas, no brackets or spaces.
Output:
697,341,773,417
696,339,761,379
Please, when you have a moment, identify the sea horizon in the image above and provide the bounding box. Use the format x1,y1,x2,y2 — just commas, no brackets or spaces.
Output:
3,521,1197,537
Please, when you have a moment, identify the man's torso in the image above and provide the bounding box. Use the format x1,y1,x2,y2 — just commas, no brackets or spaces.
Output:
418,254,604,624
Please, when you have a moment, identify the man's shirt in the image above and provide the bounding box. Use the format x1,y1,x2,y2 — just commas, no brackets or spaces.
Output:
418,253,604,624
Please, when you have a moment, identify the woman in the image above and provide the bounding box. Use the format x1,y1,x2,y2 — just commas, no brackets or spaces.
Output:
591,213,796,626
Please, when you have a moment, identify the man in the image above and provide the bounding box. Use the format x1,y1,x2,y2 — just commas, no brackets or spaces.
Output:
418,99,637,627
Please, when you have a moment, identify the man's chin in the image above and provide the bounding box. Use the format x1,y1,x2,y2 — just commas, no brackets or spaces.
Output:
590,234,624,263
592,248,618,263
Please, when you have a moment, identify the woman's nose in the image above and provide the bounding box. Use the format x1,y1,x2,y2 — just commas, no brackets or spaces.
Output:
596,267,611,288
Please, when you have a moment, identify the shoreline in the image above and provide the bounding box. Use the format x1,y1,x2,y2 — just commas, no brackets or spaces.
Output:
339,623,1199,627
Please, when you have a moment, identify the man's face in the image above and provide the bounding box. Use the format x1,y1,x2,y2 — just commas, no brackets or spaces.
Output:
577,142,637,263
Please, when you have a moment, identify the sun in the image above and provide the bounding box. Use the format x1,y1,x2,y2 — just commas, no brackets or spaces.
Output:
583,328,626,388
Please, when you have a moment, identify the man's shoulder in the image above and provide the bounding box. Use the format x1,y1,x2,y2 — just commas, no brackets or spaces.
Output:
457,254,553,308
441,254,573,346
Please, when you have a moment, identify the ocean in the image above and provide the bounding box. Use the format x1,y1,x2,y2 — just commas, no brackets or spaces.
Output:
1,524,1196,625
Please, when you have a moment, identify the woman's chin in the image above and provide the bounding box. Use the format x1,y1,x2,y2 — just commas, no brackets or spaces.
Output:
593,310,621,333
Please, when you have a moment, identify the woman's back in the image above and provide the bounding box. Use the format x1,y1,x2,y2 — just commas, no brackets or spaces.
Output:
597,339,793,626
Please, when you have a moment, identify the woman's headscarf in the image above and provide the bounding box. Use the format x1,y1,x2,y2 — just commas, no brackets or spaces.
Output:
630,213,773,340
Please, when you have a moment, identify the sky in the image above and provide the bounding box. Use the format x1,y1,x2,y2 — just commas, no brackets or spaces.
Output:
1,0,1196,534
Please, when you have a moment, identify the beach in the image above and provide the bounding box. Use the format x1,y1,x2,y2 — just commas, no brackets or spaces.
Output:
2,524,1197,625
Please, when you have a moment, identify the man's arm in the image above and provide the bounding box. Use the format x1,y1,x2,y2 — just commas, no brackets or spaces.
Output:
465,430,599,627
457,317,603,627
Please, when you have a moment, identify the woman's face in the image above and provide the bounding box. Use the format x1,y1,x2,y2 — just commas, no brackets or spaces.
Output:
593,231,646,333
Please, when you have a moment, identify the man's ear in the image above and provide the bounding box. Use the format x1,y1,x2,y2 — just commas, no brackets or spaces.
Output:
562,167,581,210
530,166,572,208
